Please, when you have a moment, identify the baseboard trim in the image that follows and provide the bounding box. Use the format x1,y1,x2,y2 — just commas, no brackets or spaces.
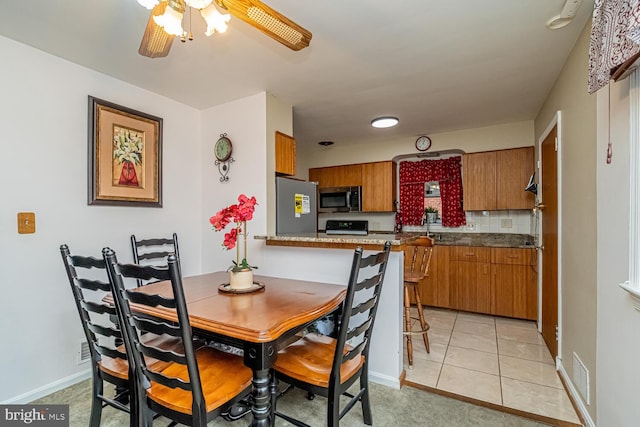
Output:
404,380,582,427
1,370,91,404
557,361,595,427
369,370,401,389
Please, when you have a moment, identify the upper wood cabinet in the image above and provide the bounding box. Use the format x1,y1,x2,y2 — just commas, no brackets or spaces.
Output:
496,147,535,209
462,151,496,211
310,161,396,212
462,147,535,211
275,131,296,176
309,164,362,188
361,161,397,212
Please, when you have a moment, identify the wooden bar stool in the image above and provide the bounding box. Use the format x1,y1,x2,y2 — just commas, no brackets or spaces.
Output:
403,236,434,367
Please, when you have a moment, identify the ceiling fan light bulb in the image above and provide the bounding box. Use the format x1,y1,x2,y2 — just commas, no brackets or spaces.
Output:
201,4,230,36
153,5,185,36
137,0,159,10
185,0,213,9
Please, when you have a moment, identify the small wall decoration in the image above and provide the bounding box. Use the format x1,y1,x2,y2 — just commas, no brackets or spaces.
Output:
88,96,162,207
214,133,234,182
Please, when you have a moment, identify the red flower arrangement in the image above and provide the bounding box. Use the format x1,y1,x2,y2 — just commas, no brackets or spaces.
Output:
209,194,258,272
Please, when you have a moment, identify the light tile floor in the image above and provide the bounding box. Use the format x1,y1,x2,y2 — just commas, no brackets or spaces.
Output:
404,307,582,426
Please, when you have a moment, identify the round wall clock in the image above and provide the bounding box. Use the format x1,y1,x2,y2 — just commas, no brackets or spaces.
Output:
214,135,233,162
415,135,432,151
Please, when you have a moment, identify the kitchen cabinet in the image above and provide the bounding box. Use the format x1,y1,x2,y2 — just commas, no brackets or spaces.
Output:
449,247,492,314
418,245,451,308
275,131,296,176
309,164,362,188
309,161,397,212
361,161,396,212
491,248,537,320
462,151,496,211
462,147,535,211
420,245,537,320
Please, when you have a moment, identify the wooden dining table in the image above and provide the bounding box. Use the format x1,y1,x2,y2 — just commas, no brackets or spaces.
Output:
126,271,347,427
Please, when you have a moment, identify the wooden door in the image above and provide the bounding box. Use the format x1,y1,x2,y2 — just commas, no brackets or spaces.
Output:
492,263,537,320
496,147,535,210
462,152,496,210
475,262,492,314
334,164,362,187
451,260,475,312
541,126,559,359
275,131,296,176
435,246,451,308
362,161,396,212
419,246,438,306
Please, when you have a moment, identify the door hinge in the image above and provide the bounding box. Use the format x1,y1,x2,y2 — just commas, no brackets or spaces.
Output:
554,137,558,152
555,325,559,341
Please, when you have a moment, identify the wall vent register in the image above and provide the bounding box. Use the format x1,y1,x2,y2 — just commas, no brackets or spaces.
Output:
325,220,368,235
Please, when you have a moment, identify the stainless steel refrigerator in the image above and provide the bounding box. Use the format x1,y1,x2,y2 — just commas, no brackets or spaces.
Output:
276,177,318,234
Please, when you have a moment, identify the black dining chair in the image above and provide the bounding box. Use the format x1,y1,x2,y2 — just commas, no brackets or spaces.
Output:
103,248,253,427
272,241,392,427
130,233,180,287
60,244,134,427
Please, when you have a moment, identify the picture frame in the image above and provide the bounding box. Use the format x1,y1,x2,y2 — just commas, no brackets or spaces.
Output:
88,96,162,207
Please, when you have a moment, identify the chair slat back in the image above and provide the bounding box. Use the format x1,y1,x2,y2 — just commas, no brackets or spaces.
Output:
331,242,391,385
405,237,434,279
103,248,205,403
60,245,127,366
130,233,180,287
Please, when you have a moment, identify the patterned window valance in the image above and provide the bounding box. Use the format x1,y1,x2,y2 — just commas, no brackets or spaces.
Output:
589,0,640,93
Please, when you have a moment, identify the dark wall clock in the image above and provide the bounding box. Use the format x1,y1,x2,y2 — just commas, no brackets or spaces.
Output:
415,135,432,151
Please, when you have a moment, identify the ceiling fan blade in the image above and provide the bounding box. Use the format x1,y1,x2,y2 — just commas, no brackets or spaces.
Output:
139,2,175,58
217,0,311,51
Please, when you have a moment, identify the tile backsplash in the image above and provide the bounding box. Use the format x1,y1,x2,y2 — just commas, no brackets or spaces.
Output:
319,210,535,235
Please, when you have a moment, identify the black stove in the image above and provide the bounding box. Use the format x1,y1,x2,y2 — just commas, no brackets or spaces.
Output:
325,220,368,235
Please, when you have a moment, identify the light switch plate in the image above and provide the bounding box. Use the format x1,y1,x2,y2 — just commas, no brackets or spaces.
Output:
18,212,35,234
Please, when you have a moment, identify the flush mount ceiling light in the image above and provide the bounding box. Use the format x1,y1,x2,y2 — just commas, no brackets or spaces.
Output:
371,116,399,129
136,0,312,58
318,141,334,146
546,0,583,30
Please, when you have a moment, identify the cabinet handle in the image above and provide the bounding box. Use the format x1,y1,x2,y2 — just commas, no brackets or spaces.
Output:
464,253,475,257
507,255,518,258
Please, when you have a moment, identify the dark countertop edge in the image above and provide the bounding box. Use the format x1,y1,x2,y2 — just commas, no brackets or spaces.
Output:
254,233,421,245
255,232,536,249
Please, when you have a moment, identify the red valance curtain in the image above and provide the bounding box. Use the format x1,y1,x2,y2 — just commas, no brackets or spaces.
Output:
399,157,466,227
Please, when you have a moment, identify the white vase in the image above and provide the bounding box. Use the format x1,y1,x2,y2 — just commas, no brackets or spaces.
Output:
229,269,253,290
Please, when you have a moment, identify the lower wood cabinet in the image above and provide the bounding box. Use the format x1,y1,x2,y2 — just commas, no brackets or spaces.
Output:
450,247,491,315
491,248,537,320
415,245,537,320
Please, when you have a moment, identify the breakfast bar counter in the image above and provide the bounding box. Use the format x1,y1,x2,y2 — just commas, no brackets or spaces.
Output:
254,232,410,389
255,232,421,251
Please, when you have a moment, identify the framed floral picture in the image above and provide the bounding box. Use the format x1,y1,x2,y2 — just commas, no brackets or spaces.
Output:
88,96,162,207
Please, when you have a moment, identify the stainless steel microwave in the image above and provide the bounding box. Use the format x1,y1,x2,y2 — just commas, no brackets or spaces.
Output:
318,186,361,213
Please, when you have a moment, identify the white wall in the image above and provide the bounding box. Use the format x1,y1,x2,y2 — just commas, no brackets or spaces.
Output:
596,75,640,425
0,36,204,402
534,22,598,423
200,92,270,275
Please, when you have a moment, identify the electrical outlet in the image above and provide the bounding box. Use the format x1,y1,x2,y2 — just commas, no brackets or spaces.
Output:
17,212,35,234
500,218,513,229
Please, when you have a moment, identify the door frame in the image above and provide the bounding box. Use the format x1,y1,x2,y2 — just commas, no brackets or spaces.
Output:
537,111,563,364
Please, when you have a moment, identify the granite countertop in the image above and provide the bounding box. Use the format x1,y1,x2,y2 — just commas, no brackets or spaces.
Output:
255,232,535,249
427,232,536,248
255,232,421,246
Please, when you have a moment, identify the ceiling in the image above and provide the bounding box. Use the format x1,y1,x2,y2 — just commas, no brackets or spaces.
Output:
0,0,594,148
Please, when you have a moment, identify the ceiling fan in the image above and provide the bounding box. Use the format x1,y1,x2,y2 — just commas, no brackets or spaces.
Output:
137,0,312,58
